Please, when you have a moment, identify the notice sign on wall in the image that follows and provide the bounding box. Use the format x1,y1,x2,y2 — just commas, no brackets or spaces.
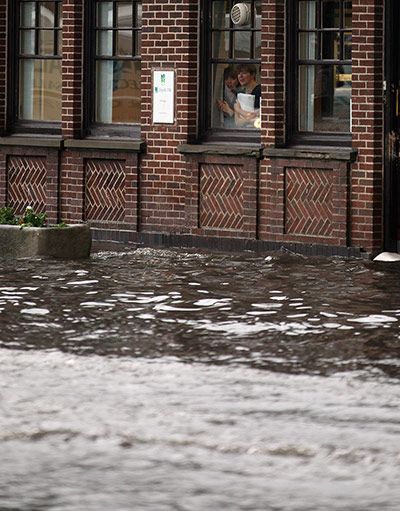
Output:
153,70,175,124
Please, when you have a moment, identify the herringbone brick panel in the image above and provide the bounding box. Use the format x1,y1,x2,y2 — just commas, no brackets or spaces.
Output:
85,159,125,222
200,164,243,230
285,168,333,237
7,156,47,215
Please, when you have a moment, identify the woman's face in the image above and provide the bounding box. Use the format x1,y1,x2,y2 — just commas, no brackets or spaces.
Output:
225,75,238,91
238,70,253,87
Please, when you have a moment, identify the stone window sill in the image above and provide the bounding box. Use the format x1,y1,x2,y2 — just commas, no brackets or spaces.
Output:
178,143,264,158
265,146,358,162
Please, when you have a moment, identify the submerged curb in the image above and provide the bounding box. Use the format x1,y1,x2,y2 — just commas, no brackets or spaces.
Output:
0,224,92,259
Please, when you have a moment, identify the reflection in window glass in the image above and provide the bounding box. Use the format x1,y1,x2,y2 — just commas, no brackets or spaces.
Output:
18,0,62,121
96,60,141,123
208,0,261,132
95,0,142,124
233,31,251,59
19,59,62,121
213,0,229,28
39,2,55,27
299,1,317,29
213,31,229,59
117,2,132,27
298,64,351,132
321,1,340,28
297,0,351,134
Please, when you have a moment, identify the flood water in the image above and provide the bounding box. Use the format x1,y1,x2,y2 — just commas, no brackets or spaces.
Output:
1,246,400,510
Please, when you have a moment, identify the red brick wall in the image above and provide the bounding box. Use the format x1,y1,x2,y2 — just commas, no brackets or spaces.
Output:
351,0,384,252
140,0,198,233
0,147,59,223
0,0,6,135
62,0,83,138
0,0,388,256
259,0,286,242
184,154,259,239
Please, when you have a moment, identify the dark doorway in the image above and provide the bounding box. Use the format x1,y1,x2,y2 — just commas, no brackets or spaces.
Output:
384,0,400,252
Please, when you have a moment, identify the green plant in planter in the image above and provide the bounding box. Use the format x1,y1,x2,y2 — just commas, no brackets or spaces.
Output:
0,207,19,225
19,206,48,228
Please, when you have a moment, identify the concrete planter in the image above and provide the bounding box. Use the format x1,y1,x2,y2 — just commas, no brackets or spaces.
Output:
0,224,92,259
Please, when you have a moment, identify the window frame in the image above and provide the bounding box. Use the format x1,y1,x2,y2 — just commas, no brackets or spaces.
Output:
199,0,262,145
84,0,142,139
286,0,352,147
8,0,63,136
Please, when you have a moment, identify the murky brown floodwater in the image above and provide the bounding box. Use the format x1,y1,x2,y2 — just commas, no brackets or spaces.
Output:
1,246,400,510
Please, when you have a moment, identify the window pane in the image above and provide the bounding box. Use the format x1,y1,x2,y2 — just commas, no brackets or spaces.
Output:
57,29,62,55
299,1,317,29
344,32,351,59
299,32,317,59
298,64,351,132
39,2,55,27
344,1,352,28
135,29,141,55
97,30,113,55
19,59,62,121
322,1,340,28
117,2,132,27
254,31,261,59
255,1,261,29
117,30,132,56
38,30,54,54
213,1,229,29
21,30,35,54
97,2,113,27
136,2,142,28
233,31,251,58
96,60,141,123
212,31,229,58
322,31,339,59
21,2,36,27
211,63,239,129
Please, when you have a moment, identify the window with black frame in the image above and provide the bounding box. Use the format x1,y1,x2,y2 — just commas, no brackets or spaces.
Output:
290,0,352,143
16,0,63,125
88,0,142,136
201,0,261,142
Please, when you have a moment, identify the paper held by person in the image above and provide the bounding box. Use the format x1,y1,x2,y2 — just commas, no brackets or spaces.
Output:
237,93,255,112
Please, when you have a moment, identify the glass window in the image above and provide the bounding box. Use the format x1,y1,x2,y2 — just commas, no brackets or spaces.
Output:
295,0,352,136
18,0,63,122
201,0,262,141
94,0,142,125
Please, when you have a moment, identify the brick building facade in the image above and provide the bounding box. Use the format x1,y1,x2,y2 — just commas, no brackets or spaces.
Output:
0,0,395,258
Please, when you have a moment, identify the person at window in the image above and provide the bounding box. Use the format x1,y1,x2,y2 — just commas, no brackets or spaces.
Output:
234,64,261,128
216,66,239,128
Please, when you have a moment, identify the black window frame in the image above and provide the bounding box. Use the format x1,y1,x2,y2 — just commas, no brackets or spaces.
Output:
8,0,63,136
286,0,352,148
84,0,142,139
199,0,262,145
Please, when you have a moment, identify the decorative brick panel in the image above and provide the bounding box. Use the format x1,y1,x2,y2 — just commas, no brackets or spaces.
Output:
85,159,125,222
7,156,47,215
285,167,333,237
200,164,244,230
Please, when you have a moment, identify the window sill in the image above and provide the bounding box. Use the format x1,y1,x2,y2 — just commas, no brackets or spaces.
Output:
0,135,64,149
178,143,264,158
64,139,146,153
264,146,358,162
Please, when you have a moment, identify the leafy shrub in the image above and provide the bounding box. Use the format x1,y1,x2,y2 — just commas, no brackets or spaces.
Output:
0,207,18,225
19,206,48,228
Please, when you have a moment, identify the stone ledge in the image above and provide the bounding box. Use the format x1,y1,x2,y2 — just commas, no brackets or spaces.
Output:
64,138,146,152
178,143,264,158
0,136,63,148
0,224,92,259
265,146,358,162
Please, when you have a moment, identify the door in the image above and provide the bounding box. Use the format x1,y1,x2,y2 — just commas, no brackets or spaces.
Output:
385,0,400,252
